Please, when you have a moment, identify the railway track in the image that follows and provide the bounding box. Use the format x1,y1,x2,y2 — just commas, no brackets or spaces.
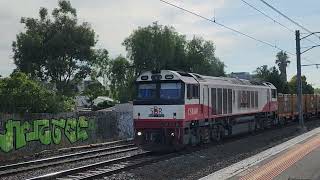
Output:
0,143,137,177
27,151,182,180
6,119,319,180
27,152,155,180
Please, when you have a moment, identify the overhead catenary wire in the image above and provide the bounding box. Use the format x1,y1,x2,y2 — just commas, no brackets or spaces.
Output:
258,0,320,65
259,0,320,42
240,0,294,33
240,0,317,65
159,0,295,56
241,0,318,47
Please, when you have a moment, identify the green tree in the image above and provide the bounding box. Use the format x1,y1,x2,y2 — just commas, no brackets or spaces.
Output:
315,88,320,94
12,0,104,96
108,56,135,103
0,72,74,113
123,22,225,76
288,75,314,94
186,36,225,76
123,22,183,74
90,49,110,83
275,51,290,82
82,81,108,106
254,65,288,93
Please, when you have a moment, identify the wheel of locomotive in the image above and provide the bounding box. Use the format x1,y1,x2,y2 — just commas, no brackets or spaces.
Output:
255,118,265,131
199,126,210,144
202,126,210,144
278,117,285,127
211,124,224,142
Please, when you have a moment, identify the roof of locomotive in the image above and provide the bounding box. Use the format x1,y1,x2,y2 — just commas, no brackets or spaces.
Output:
136,70,276,89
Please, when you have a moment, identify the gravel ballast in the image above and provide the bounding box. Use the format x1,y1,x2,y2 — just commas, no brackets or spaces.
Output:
2,149,144,180
4,119,320,180
105,119,320,180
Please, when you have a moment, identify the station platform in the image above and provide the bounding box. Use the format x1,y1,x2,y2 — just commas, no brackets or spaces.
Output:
200,127,320,180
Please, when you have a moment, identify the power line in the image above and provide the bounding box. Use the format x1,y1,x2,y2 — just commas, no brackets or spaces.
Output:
240,0,294,33
159,0,294,55
241,0,318,46
256,0,319,64
303,56,316,64
301,64,320,67
259,0,320,41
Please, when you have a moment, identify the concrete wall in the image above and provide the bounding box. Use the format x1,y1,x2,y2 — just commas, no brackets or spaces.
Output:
0,104,134,161
114,103,134,139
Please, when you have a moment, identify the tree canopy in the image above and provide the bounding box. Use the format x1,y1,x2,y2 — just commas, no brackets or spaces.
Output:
275,51,290,82
0,72,74,113
82,80,109,106
123,22,225,77
254,65,315,94
288,75,314,94
12,0,105,96
254,65,288,93
108,56,135,103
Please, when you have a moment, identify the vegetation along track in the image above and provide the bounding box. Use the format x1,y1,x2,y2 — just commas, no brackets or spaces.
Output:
0,143,137,177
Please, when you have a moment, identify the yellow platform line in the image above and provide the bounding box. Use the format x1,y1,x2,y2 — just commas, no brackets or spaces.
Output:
239,135,320,180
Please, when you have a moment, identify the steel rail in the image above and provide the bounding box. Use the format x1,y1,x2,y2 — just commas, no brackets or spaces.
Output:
27,152,152,180
0,144,137,176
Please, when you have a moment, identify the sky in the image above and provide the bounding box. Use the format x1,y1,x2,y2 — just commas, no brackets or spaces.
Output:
0,0,320,87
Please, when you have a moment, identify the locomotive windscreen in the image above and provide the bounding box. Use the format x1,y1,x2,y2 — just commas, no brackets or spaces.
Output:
160,82,182,100
138,83,156,99
135,81,184,105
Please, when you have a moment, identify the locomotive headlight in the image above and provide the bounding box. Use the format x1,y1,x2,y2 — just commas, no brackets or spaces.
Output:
137,131,142,136
170,132,175,137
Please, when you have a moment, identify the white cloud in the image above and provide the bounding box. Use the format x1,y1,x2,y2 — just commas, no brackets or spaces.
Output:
0,0,319,88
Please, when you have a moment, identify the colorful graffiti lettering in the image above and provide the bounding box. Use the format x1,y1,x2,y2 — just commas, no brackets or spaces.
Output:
0,117,89,153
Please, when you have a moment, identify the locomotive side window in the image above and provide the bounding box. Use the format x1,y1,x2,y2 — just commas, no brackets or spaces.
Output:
187,84,192,98
187,84,200,99
211,88,217,115
217,88,222,114
193,85,199,98
223,89,228,114
272,89,277,99
138,84,156,99
160,82,182,100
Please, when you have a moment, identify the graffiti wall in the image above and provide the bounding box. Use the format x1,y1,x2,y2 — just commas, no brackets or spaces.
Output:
0,117,88,153
0,111,119,161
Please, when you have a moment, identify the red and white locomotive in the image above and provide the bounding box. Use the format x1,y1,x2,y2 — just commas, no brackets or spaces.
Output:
133,70,278,150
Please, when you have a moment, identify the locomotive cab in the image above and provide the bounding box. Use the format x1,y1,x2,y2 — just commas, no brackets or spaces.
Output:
133,70,190,151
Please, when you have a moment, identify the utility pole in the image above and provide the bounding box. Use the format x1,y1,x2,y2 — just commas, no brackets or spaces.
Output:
295,30,320,131
295,30,305,131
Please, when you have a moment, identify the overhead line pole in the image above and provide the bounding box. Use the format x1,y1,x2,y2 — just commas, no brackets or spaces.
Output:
296,30,320,131
295,30,305,131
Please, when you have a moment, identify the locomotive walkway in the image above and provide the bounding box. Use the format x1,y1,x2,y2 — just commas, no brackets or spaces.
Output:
200,126,320,180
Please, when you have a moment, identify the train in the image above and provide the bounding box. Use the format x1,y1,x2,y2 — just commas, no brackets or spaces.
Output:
133,70,319,151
